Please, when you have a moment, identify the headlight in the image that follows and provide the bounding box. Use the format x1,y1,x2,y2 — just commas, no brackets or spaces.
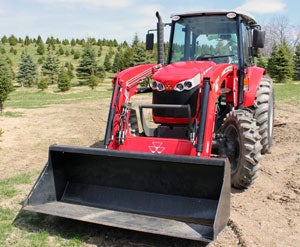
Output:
151,80,165,91
174,73,200,92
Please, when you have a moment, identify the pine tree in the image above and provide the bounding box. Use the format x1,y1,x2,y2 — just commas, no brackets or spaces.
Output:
1,35,8,44
71,38,76,46
73,51,80,59
8,35,18,46
103,53,112,71
112,47,134,72
37,77,48,91
24,36,31,46
65,62,74,79
112,52,120,73
62,39,69,45
36,35,43,45
88,73,100,89
132,43,148,65
267,43,278,78
132,33,139,47
37,56,45,64
57,68,71,92
42,52,60,84
256,49,267,69
293,44,300,80
0,56,14,113
37,42,45,55
123,47,134,68
58,46,64,55
16,54,37,87
267,42,293,83
76,44,99,84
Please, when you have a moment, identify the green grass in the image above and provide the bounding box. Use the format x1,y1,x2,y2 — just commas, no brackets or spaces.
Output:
0,173,32,199
15,211,85,246
274,82,300,105
0,172,36,246
4,84,112,109
0,172,85,246
0,207,15,245
2,111,24,117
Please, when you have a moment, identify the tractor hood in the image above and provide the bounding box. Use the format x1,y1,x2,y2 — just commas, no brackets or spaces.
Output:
152,61,215,90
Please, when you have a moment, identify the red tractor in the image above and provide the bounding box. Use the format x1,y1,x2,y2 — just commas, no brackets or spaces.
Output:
23,11,274,242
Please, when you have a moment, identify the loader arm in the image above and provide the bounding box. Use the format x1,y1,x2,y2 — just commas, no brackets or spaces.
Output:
198,64,235,157
104,64,159,147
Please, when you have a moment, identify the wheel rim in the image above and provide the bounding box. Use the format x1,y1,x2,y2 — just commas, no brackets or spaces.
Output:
224,124,240,175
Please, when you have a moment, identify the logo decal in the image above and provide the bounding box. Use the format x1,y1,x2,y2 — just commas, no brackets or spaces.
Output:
149,142,165,154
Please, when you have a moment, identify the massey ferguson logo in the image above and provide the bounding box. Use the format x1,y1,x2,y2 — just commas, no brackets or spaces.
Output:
149,142,165,154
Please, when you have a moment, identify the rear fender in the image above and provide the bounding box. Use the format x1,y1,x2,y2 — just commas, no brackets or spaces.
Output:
243,66,265,107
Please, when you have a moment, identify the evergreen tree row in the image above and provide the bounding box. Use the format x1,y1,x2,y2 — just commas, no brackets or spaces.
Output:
258,40,300,83
0,35,119,47
12,36,156,92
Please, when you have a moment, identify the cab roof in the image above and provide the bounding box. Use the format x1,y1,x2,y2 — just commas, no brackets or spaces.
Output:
171,10,257,25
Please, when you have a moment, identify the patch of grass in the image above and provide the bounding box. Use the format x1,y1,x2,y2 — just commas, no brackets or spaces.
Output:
0,207,15,244
0,173,32,199
274,82,300,105
0,170,85,246
15,212,85,246
25,230,49,246
2,111,24,118
4,85,112,109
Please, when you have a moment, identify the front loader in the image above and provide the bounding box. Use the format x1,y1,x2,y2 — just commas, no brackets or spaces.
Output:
23,11,274,242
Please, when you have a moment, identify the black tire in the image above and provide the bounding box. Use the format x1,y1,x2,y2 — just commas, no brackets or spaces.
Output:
254,77,274,154
221,109,262,189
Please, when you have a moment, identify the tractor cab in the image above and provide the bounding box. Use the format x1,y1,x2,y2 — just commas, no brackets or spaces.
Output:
168,14,239,64
147,11,265,67
143,11,265,140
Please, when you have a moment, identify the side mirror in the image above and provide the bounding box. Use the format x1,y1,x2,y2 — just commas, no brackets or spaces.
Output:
253,29,265,48
146,33,154,50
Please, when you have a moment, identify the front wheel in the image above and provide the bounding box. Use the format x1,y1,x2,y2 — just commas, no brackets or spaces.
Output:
221,109,262,189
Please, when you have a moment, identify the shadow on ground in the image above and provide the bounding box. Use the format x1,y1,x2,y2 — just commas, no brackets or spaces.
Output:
14,211,207,247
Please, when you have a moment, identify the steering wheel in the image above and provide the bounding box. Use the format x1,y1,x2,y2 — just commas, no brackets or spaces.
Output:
196,54,213,61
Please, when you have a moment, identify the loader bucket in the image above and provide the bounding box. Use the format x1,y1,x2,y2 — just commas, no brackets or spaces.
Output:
23,145,230,242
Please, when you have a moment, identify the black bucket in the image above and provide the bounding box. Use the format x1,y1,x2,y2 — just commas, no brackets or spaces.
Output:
23,145,230,242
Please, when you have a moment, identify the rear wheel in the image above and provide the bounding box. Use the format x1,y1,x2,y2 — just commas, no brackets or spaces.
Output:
254,77,274,154
221,109,262,189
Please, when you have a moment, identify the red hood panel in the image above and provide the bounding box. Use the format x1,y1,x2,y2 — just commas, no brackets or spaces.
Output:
153,61,216,84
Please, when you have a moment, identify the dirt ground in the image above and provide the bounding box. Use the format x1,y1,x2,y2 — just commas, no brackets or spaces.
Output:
0,99,299,247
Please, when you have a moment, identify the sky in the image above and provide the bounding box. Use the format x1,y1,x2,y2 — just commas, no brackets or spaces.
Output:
0,0,299,43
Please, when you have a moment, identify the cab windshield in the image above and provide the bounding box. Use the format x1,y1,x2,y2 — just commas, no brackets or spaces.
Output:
169,15,238,64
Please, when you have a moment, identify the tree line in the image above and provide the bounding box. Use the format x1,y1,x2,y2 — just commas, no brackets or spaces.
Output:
0,34,156,112
0,15,299,112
